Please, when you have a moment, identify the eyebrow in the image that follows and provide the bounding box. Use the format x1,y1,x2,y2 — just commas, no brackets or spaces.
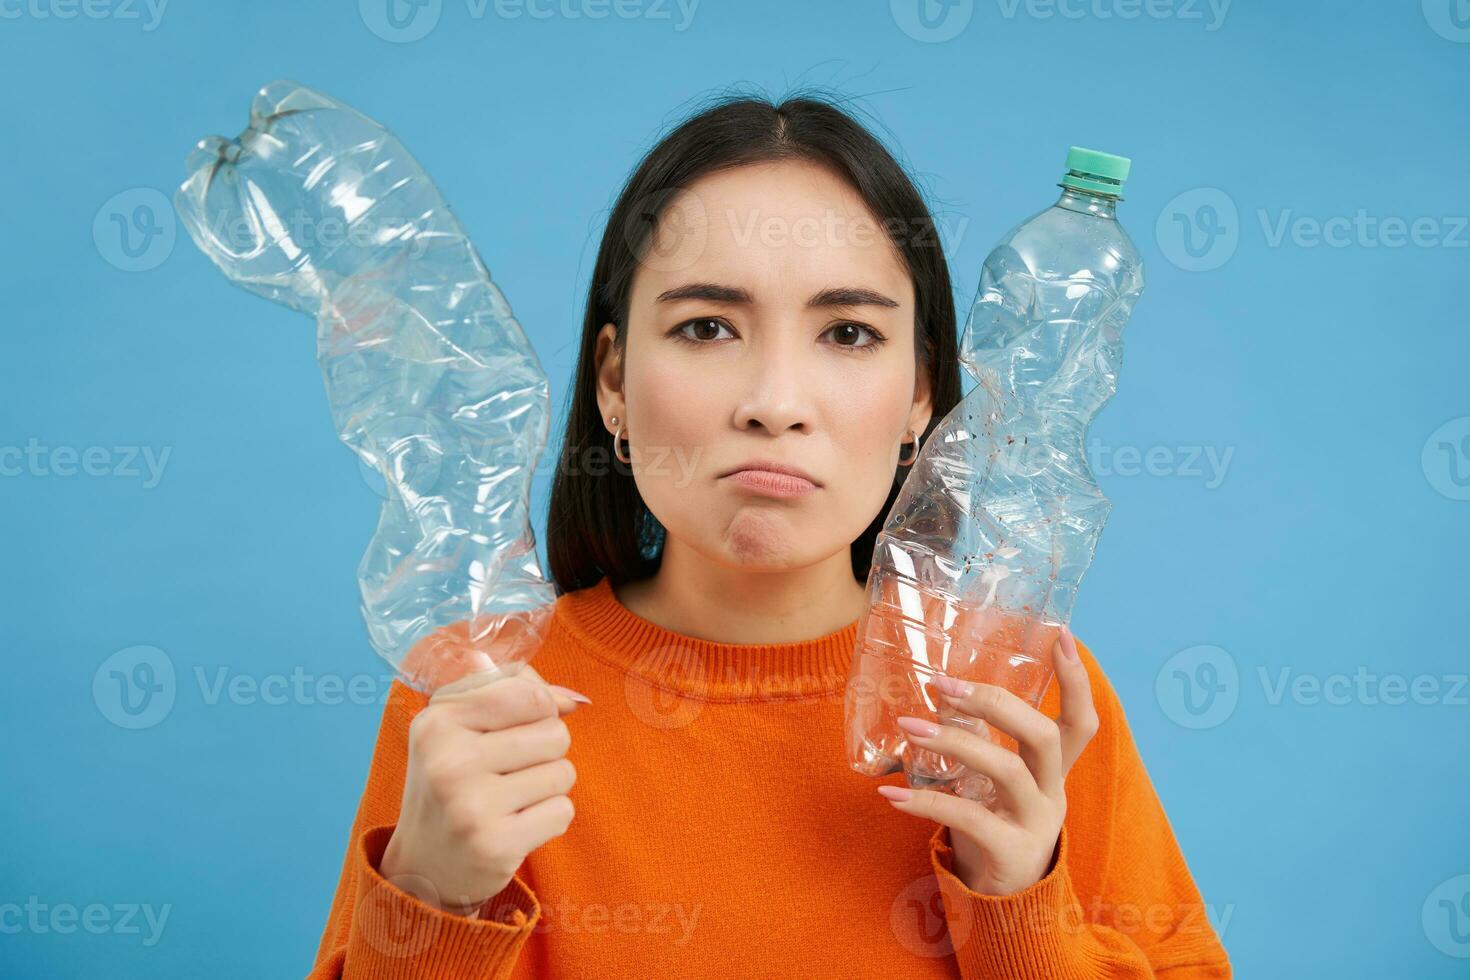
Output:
654,282,900,310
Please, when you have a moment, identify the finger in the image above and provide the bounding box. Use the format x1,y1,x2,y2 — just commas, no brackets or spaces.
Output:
895,715,1047,821
929,677,1065,799
520,664,592,715
877,784,1017,852
432,672,572,733
496,756,578,814
430,658,534,698
500,791,577,854
479,712,573,774
434,663,584,716
1052,624,1100,771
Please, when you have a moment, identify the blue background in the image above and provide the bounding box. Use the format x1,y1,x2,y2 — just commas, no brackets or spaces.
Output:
2,1,1467,975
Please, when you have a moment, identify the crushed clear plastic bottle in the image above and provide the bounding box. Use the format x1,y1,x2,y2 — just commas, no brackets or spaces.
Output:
174,80,556,693
845,147,1146,801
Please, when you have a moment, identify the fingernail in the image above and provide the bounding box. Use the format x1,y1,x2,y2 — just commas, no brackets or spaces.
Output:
896,715,941,738
1057,628,1078,661
877,785,913,803
933,675,973,698
549,685,592,704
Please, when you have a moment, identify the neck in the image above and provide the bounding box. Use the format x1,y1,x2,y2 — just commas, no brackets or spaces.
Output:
1054,186,1118,219
615,538,867,644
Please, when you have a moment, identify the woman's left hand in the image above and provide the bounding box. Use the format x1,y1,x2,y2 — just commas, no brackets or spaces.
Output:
878,625,1099,896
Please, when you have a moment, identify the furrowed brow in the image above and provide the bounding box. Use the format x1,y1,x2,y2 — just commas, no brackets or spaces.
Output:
655,283,753,304
655,283,899,309
805,286,901,310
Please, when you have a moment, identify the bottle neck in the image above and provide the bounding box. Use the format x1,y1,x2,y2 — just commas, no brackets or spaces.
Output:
1054,185,1119,219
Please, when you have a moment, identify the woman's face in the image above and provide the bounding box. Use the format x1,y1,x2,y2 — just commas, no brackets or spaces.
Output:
595,158,933,572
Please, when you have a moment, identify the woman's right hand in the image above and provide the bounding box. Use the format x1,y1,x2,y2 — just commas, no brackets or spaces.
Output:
379,664,586,917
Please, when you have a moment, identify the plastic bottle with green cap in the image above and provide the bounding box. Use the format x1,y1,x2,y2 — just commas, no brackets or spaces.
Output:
846,145,1147,802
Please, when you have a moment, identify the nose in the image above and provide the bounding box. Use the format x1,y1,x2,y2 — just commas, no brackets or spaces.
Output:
730,331,816,436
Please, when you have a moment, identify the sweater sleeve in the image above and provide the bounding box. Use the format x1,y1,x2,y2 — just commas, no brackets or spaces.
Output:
927,640,1232,979
307,679,542,979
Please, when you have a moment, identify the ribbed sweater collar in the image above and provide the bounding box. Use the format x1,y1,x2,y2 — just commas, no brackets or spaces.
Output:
556,576,860,701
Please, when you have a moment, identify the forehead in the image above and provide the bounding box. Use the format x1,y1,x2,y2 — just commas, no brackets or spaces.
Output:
631,159,914,309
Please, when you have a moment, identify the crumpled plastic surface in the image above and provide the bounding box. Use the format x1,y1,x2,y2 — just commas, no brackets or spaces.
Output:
846,185,1146,799
175,80,555,693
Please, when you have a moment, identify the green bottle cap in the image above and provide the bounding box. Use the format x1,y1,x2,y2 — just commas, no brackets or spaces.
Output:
1061,146,1131,197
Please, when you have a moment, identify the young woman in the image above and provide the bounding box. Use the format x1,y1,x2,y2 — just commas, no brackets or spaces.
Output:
309,92,1232,978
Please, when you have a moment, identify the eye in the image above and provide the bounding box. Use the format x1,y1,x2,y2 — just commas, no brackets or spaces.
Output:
671,318,736,344
669,318,887,352
824,322,886,352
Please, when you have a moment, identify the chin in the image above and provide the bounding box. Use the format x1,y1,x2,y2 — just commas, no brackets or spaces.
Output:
723,532,797,568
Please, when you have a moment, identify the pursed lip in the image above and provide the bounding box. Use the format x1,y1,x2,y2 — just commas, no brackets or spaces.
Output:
717,459,823,487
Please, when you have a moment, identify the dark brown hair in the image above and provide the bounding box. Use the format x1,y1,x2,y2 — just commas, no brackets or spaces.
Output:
545,88,963,595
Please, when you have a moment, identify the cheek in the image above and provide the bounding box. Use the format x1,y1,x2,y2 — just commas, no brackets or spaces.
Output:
624,359,716,454
809,367,916,532
822,368,914,471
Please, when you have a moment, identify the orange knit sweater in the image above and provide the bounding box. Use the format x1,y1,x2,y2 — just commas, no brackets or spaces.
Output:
309,576,1232,978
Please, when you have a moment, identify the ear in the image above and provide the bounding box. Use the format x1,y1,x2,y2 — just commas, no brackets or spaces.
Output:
908,360,933,439
594,322,625,430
